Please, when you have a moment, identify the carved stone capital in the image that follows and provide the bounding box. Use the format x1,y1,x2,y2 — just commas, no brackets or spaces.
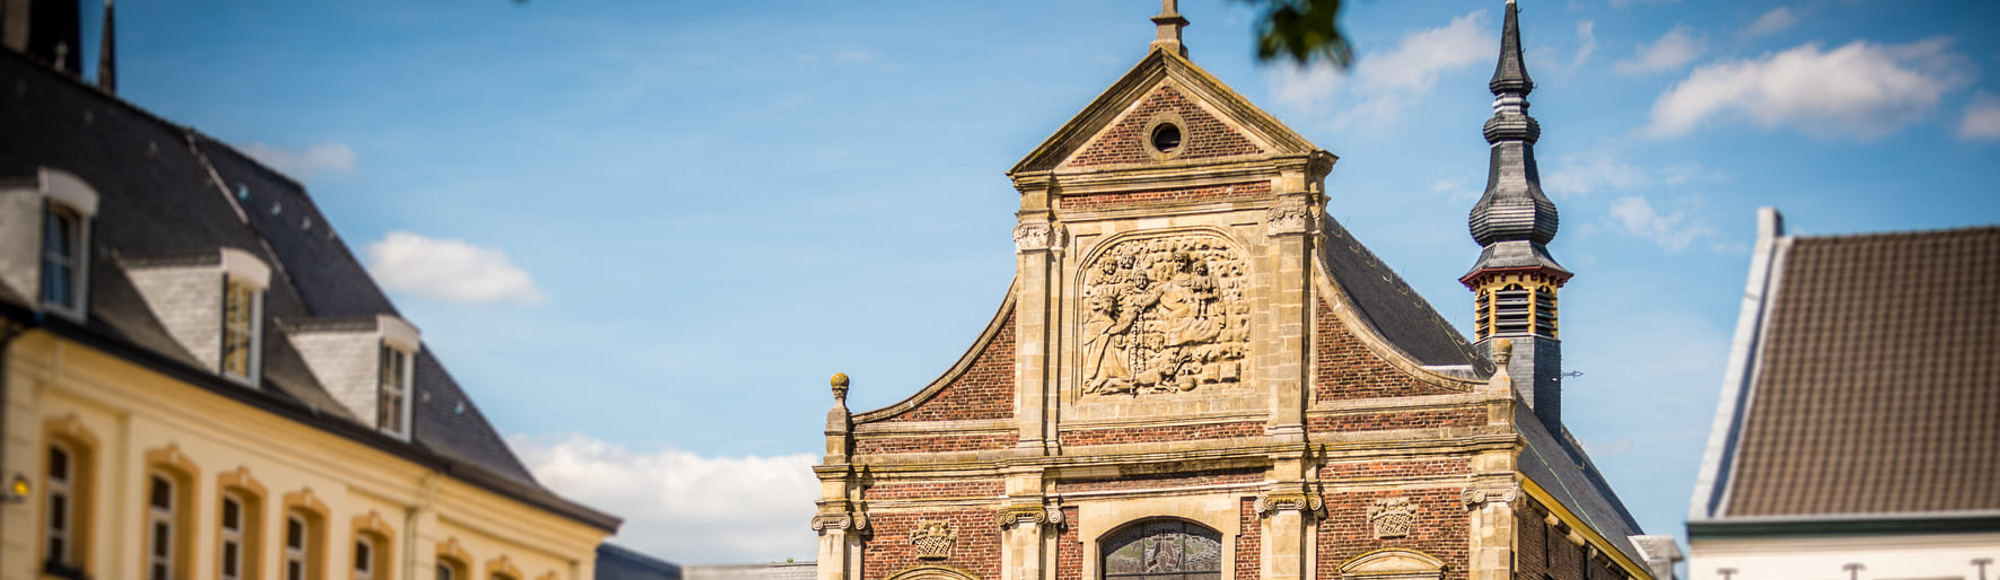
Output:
811,508,869,532
994,505,1051,528
1256,491,1325,518
1013,222,1066,252
1460,487,1520,509
1264,196,1313,236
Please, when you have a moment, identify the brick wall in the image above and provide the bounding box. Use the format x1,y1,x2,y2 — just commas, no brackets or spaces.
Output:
1236,497,1261,580
1065,86,1263,168
1318,458,1472,481
886,317,1016,422
864,510,1002,580
1059,181,1271,211
1057,507,1081,580
853,432,1018,455
1315,489,1468,580
1053,468,1264,493
1057,421,1264,447
863,481,1006,502
1313,298,1459,402
1516,498,1627,580
1305,409,1485,433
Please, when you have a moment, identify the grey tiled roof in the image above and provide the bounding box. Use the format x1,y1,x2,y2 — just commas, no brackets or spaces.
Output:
596,543,681,580
1516,405,1647,564
1721,225,2000,517
1318,216,1489,370
0,50,614,529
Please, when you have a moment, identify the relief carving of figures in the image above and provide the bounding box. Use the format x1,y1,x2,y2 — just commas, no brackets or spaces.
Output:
1080,235,1249,396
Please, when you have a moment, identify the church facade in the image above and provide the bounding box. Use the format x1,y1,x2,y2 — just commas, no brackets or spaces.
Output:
811,4,1673,580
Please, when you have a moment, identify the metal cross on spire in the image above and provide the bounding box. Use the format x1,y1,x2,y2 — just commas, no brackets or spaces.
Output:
1151,0,1190,57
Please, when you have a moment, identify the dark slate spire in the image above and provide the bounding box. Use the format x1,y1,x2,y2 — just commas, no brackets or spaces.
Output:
97,0,115,92
1466,0,1563,276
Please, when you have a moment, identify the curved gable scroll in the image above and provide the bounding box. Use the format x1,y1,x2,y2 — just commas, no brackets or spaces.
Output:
852,282,1018,424
1338,549,1445,580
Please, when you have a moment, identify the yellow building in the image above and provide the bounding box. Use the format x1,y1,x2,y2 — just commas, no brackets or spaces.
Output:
0,7,620,580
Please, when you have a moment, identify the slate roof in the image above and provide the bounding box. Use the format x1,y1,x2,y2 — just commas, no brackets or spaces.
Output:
1318,216,1489,371
0,49,615,530
1516,404,1647,564
1708,224,2000,519
597,543,682,580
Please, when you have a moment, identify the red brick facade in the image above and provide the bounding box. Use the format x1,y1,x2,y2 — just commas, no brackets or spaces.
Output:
853,432,1018,455
1314,298,1460,401
864,510,1004,580
1236,498,1262,580
1059,181,1272,211
1319,458,1473,481
1057,421,1265,447
885,317,1017,423
1315,489,1470,580
864,481,1007,502
1517,498,1627,580
1052,469,1264,494
1057,507,1082,580
1065,86,1264,168
1305,409,1485,433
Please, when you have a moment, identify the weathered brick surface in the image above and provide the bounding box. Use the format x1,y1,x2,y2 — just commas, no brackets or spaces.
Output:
1236,497,1261,580
1057,421,1264,447
1066,86,1264,168
1057,507,1081,580
887,317,1016,422
1313,298,1458,403
1318,458,1472,481
864,510,1002,580
1315,489,1468,580
863,480,1006,502
1053,469,1264,493
1305,409,1484,433
1059,181,1271,211
853,432,1018,455
1517,497,1626,580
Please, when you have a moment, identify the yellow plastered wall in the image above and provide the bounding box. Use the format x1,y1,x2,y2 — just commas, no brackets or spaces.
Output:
0,332,607,580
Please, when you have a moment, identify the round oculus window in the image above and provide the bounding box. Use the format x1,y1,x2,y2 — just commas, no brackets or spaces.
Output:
1149,123,1183,154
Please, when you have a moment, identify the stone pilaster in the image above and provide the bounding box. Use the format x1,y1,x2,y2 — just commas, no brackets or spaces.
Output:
1261,192,1316,443
1257,486,1323,580
1014,175,1060,454
996,504,1059,580
813,465,866,580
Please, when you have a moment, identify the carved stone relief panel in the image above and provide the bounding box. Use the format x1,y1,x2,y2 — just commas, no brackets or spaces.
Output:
1078,233,1250,397
1369,497,1416,539
911,520,956,560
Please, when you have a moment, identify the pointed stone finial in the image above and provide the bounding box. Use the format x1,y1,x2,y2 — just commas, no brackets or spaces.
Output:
1151,0,1190,57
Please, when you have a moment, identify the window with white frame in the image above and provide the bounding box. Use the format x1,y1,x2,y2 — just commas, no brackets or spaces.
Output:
220,493,246,580
44,443,76,572
221,276,262,382
354,536,375,580
377,343,412,437
147,474,176,580
285,514,309,580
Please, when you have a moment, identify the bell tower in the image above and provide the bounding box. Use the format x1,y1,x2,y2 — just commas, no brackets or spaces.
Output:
1462,0,1569,429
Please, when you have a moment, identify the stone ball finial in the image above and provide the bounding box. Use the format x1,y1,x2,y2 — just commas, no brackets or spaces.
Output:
831,372,850,401
1493,339,1514,366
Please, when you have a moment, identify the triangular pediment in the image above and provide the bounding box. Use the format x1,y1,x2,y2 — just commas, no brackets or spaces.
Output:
1011,49,1319,174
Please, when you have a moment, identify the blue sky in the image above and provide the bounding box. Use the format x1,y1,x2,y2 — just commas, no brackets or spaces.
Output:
90,0,2000,565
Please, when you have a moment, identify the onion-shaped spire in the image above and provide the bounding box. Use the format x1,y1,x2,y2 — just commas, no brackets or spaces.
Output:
1467,0,1562,268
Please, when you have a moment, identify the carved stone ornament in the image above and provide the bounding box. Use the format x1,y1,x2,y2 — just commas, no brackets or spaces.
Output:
1459,487,1519,508
811,510,869,532
993,505,1051,528
1256,492,1325,518
1264,197,1313,236
1369,498,1417,539
1079,234,1249,397
911,520,957,560
1014,222,1066,252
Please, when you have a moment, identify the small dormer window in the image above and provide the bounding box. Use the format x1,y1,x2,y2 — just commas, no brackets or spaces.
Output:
377,343,413,437
221,276,264,382
41,205,82,310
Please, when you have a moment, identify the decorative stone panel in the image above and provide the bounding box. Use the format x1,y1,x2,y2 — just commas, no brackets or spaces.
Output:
1078,233,1250,396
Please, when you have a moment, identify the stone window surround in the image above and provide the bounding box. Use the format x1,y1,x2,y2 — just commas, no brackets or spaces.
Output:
1076,495,1242,580
219,248,273,386
7,167,101,321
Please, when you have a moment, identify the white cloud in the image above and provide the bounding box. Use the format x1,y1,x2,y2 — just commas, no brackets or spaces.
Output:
1615,26,1703,75
1572,21,1599,70
366,231,546,305
1267,11,1488,127
1644,38,1970,139
513,434,819,564
1608,195,1714,252
1544,155,1650,198
1746,6,1799,36
1957,92,2000,140
242,142,356,176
